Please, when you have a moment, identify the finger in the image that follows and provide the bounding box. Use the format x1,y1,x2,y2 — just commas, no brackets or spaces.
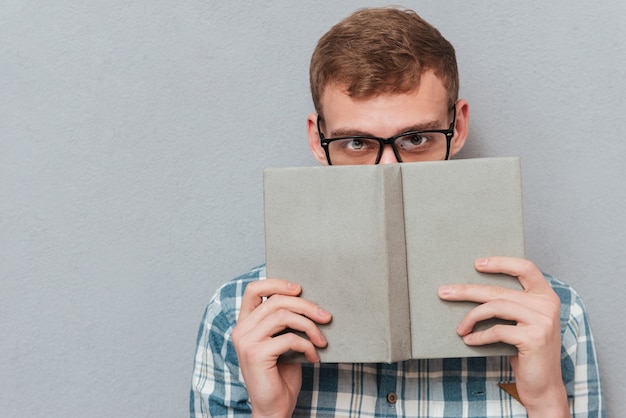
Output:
274,332,323,364
438,283,559,328
243,307,329,348
236,293,332,337
461,319,559,350
239,279,302,320
473,257,552,293
438,282,514,303
244,332,323,365
457,300,559,350
461,322,522,347
455,298,542,336
438,277,529,303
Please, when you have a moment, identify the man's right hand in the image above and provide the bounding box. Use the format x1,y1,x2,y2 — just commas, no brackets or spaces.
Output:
231,279,332,418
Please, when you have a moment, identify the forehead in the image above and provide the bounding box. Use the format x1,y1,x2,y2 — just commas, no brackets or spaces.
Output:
320,71,450,137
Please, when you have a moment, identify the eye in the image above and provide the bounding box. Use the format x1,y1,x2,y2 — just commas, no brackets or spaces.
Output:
347,139,365,150
335,138,379,152
408,134,427,146
396,133,430,151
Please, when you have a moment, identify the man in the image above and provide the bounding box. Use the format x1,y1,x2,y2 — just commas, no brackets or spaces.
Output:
191,7,604,417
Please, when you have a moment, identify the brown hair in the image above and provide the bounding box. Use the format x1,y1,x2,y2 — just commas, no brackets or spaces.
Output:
310,7,459,116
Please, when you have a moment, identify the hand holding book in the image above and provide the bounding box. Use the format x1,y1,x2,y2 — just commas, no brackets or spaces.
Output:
438,256,569,416
231,278,331,417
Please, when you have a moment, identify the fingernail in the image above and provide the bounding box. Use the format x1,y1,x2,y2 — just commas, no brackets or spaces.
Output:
439,286,452,296
286,282,299,291
476,257,489,267
318,307,331,318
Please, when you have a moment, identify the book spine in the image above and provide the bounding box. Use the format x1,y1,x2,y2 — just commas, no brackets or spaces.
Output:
381,166,412,362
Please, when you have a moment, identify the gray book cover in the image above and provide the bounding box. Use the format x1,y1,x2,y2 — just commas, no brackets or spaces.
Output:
264,157,524,363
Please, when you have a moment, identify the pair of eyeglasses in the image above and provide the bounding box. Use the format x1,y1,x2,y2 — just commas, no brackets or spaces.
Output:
317,106,456,165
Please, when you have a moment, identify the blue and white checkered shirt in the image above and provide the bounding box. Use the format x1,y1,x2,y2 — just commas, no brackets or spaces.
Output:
190,265,604,417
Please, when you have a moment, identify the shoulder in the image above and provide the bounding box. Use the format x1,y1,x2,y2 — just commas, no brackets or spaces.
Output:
207,264,267,322
212,264,267,303
191,266,265,415
194,264,266,348
543,272,589,329
194,264,267,371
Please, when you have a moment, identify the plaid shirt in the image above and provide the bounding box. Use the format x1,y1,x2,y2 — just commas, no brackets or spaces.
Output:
190,265,604,417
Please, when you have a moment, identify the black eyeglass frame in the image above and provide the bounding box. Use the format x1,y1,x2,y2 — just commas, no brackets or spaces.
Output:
316,105,457,165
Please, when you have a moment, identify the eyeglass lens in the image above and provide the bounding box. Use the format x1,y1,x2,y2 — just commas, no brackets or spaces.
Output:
327,132,449,165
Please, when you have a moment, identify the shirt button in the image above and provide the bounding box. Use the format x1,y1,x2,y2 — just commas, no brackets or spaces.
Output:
386,392,397,404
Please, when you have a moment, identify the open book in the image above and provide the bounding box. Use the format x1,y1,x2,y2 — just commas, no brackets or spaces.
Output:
263,157,524,363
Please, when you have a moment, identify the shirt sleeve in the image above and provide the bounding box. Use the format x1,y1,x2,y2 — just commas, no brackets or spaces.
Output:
190,267,264,417
548,274,606,418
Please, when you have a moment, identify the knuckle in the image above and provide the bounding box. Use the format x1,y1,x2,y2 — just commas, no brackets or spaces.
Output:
516,258,537,276
231,325,247,351
538,293,561,316
549,292,561,307
242,344,265,364
232,330,245,354
528,315,558,343
283,331,305,345
488,324,506,340
274,307,293,323
260,294,290,312
265,294,285,305
452,283,469,296
527,325,550,345
231,324,241,339
244,280,262,294
242,281,267,302
491,286,509,298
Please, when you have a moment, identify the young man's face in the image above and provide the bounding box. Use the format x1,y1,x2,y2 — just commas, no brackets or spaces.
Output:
308,71,469,165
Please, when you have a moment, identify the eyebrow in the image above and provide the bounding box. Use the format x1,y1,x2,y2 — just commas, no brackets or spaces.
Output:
329,120,444,138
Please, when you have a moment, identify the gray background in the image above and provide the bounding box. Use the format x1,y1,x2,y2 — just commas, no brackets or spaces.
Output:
1,1,623,416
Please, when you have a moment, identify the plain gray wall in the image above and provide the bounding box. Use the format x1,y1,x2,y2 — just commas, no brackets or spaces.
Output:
2,1,624,416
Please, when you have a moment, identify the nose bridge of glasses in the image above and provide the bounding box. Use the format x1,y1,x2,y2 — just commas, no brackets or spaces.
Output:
378,143,400,164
